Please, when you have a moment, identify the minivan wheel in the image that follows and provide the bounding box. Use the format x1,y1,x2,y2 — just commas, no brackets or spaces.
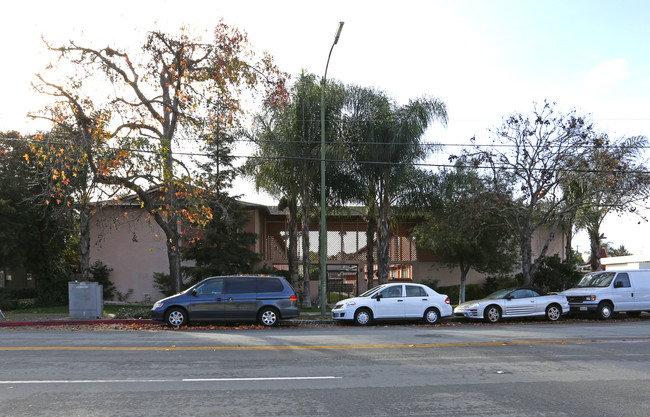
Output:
596,302,614,320
545,304,562,321
423,308,440,324
354,308,372,326
166,308,187,327
484,305,501,323
258,307,279,327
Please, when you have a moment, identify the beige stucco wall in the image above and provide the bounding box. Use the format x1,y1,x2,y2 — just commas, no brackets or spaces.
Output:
414,262,487,287
90,204,568,303
89,207,172,302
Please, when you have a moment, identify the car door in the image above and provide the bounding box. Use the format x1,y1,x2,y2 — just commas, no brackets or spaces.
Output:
372,285,405,318
186,278,226,320
504,289,536,316
222,277,259,320
403,285,430,318
611,273,634,311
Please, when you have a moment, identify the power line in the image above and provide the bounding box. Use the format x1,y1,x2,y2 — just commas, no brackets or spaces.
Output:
3,135,650,174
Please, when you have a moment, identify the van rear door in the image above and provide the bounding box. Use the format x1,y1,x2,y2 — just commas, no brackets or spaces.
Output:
632,272,650,310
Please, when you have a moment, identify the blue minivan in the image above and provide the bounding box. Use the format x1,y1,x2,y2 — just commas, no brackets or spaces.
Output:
151,275,299,327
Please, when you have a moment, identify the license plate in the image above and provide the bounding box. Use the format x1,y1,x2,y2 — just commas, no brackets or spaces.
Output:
580,306,587,311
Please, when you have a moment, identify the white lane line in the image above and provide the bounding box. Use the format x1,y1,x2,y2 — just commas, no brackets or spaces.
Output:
0,376,341,385
183,376,341,382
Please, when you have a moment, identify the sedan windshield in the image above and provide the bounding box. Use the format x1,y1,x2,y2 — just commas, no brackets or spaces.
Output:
360,285,386,297
576,272,615,288
485,289,513,299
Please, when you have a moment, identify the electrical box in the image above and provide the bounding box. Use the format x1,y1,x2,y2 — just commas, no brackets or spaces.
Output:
69,281,103,319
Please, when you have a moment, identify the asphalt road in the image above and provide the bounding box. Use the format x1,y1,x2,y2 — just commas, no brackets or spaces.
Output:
1,319,649,416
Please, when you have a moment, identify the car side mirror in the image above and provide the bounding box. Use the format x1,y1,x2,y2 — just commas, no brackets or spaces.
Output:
191,289,198,297
374,294,382,301
614,281,624,288
504,295,513,300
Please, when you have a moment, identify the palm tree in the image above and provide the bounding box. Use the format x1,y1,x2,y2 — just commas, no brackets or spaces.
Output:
246,73,346,307
343,87,447,284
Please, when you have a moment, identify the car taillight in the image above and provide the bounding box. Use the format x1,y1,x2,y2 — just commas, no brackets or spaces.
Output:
290,295,297,302
445,296,450,304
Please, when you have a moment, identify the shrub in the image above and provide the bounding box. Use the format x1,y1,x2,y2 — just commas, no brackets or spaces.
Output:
35,262,71,306
532,255,581,292
112,306,152,319
436,283,487,305
153,272,191,297
89,261,116,300
483,275,520,295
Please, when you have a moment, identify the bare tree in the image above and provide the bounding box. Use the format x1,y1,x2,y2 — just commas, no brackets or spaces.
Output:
456,101,596,285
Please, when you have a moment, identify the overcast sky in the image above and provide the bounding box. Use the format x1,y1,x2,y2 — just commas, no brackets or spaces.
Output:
2,0,650,256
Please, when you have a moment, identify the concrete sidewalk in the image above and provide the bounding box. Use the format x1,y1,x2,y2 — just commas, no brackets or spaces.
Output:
0,312,333,327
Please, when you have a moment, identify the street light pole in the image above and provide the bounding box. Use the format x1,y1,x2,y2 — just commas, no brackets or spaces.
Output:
320,21,344,318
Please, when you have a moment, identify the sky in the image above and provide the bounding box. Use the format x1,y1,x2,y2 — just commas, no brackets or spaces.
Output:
2,0,650,257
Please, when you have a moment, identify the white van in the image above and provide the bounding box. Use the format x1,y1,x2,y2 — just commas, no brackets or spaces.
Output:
561,270,650,319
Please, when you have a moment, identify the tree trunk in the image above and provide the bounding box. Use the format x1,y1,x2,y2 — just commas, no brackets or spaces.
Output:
564,222,573,262
365,214,375,290
459,263,470,304
365,182,377,290
79,203,91,281
377,183,391,284
301,194,312,308
588,225,602,271
520,227,533,286
167,232,182,294
288,197,299,292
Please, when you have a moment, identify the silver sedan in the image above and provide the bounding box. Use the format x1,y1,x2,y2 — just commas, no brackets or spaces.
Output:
454,288,570,323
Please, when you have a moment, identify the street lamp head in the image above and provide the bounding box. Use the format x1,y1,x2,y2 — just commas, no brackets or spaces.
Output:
333,22,344,45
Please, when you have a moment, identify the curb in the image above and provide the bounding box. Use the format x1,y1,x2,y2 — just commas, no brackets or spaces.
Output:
0,319,155,328
0,318,334,328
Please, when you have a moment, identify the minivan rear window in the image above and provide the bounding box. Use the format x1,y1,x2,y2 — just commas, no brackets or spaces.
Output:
257,278,284,293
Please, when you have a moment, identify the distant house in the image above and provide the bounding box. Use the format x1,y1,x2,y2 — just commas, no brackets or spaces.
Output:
601,255,650,270
89,196,570,304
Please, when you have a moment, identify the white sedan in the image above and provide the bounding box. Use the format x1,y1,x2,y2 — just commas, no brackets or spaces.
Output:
454,288,570,323
331,283,452,326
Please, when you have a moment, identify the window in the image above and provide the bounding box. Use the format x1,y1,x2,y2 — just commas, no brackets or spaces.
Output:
257,278,283,293
510,289,535,299
406,285,426,297
614,273,631,288
196,278,223,295
225,277,257,294
381,286,403,298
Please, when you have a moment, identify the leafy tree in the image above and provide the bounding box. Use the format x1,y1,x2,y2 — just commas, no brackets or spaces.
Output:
182,200,261,284
21,126,98,281
455,101,597,285
0,132,75,304
413,167,517,303
32,25,288,293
